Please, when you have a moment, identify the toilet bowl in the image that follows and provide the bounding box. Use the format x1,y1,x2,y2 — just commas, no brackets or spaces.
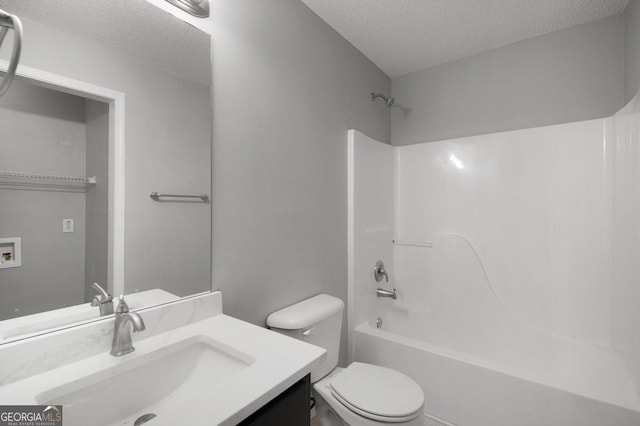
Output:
314,365,424,426
267,294,424,426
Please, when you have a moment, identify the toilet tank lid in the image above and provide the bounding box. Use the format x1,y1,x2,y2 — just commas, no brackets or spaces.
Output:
267,294,344,330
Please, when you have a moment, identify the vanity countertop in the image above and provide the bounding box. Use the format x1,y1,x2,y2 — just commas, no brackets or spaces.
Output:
0,292,326,425
0,289,179,342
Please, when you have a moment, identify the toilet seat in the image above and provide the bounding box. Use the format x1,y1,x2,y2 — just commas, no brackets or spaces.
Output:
331,389,421,423
328,362,424,423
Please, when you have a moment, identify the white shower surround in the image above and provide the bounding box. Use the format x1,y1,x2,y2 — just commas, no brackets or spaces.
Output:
347,101,640,424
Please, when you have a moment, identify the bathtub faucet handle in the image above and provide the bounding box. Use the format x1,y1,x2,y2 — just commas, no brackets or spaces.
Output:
374,260,389,283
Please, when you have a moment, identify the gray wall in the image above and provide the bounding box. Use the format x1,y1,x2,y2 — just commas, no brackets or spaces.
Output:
210,0,390,363
0,80,87,319
625,0,640,103
391,15,625,145
0,14,211,298
84,99,109,301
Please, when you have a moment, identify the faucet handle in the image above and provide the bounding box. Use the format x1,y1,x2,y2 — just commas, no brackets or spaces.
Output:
115,294,129,316
374,261,389,283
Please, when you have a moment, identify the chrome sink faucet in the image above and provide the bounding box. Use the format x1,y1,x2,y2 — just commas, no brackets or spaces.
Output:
90,283,114,316
110,295,146,357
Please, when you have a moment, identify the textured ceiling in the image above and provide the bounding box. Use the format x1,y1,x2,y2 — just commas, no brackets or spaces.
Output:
300,0,629,78
0,0,211,86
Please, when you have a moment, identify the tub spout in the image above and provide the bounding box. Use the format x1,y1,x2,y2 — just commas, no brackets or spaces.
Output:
377,288,397,300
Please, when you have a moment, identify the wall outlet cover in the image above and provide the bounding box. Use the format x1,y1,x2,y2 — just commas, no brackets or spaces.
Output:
0,237,22,269
63,219,74,233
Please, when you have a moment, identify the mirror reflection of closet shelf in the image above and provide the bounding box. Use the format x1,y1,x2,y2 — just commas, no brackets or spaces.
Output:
0,171,96,192
0,237,21,269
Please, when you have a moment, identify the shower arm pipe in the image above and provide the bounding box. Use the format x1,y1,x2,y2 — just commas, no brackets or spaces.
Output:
0,9,22,98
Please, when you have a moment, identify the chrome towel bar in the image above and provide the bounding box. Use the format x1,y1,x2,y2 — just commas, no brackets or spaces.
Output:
149,192,209,202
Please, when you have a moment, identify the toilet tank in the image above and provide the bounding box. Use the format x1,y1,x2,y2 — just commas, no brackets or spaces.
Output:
267,294,344,382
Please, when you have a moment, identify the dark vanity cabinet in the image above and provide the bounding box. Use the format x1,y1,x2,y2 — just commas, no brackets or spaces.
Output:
239,374,311,426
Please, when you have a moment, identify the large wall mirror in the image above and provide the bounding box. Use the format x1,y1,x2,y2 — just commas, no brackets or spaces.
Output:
0,0,212,342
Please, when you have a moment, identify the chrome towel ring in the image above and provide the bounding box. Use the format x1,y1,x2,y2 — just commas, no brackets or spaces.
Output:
0,8,22,98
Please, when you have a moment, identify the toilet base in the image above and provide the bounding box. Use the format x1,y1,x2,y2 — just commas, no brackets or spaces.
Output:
312,390,347,426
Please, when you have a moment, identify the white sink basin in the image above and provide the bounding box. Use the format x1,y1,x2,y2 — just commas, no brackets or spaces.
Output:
36,336,255,426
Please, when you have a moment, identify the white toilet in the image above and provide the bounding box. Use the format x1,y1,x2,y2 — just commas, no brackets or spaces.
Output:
267,294,425,426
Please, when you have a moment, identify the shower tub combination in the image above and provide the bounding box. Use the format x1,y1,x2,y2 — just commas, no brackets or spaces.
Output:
347,102,640,425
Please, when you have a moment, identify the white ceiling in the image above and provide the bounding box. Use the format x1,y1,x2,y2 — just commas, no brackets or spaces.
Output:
0,0,211,86
300,0,629,78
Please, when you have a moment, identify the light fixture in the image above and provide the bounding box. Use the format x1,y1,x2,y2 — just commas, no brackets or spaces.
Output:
164,0,210,18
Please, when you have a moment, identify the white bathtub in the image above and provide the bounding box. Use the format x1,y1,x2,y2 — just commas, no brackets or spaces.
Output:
353,314,640,426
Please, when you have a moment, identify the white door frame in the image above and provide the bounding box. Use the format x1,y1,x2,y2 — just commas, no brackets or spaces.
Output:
0,60,126,297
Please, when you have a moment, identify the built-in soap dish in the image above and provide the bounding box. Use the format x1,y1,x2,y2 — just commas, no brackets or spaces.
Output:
0,237,21,269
